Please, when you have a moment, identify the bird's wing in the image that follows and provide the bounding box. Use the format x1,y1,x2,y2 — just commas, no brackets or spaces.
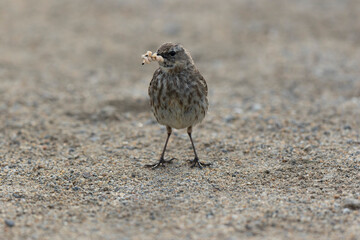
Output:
195,70,208,96
148,68,161,97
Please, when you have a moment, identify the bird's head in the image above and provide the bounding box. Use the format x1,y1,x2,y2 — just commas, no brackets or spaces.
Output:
156,43,194,72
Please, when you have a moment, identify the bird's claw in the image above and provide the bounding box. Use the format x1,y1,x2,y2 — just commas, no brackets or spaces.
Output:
145,157,176,169
188,157,211,169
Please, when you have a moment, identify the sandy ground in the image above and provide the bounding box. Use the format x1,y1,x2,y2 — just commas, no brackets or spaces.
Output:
1,0,360,239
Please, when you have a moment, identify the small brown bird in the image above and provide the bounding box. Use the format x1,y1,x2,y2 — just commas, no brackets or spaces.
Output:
145,42,210,169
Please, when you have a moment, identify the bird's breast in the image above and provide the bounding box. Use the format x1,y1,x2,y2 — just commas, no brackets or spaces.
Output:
149,73,208,129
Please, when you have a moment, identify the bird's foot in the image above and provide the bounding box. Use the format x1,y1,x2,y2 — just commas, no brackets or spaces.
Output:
188,157,211,169
145,157,176,169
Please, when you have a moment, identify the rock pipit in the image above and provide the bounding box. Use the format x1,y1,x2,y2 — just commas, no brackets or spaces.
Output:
143,43,210,169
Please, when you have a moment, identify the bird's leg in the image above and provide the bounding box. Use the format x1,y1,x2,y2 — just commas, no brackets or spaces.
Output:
146,126,175,169
187,126,211,169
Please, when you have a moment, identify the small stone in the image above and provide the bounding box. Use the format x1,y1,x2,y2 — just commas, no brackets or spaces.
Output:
206,211,214,218
13,193,24,199
342,208,351,214
311,126,320,132
323,131,331,136
224,115,237,123
343,125,352,130
251,103,262,111
343,199,360,210
5,219,15,227
83,172,91,179
149,212,156,220
303,145,312,152
144,119,157,125
44,135,52,139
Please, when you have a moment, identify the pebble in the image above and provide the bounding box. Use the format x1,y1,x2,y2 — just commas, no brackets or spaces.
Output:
83,172,91,179
224,115,237,123
251,103,262,111
342,208,351,214
13,193,24,199
144,119,157,125
5,219,15,227
303,145,312,152
343,125,352,130
343,199,360,210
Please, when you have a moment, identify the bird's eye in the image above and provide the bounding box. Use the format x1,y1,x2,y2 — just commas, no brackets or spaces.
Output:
169,51,176,56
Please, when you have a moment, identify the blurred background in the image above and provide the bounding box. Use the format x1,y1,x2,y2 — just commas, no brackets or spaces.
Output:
1,0,359,116
1,0,360,239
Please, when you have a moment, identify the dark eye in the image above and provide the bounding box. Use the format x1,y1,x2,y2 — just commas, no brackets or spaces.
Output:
169,51,176,56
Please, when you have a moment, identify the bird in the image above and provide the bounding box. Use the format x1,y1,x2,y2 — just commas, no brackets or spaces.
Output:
145,42,210,169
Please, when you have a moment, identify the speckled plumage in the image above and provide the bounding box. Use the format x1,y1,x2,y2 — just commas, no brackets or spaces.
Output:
146,43,210,169
149,67,208,129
